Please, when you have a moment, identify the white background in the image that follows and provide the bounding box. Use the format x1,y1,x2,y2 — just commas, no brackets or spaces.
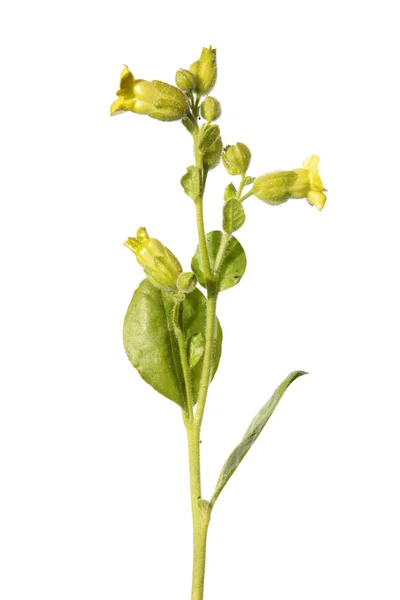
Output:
1,1,399,598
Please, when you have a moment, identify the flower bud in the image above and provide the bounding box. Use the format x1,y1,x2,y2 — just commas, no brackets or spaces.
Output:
203,135,223,170
253,155,327,210
222,143,251,175
189,47,217,95
200,97,221,122
176,272,197,294
175,69,197,93
124,227,182,290
110,67,188,122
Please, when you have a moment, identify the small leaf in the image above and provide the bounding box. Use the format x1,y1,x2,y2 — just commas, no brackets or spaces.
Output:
224,182,237,202
123,280,223,406
181,166,201,201
210,371,307,508
191,231,247,291
198,124,220,150
189,332,205,368
243,175,255,186
223,199,246,234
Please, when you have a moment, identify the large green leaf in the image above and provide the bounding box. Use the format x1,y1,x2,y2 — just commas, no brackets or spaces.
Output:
123,279,223,407
191,230,247,291
210,371,307,508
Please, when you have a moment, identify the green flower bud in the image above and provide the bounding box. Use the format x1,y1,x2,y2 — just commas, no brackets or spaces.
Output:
222,143,251,176
176,272,197,294
203,135,222,170
124,227,182,290
189,47,217,95
175,69,197,93
200,97,221,122
110,67,189,122
224,182,237,201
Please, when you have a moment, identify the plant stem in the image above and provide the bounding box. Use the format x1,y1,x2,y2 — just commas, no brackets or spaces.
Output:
195,200,213,283
239,188,254,203
183,126,219,600
194,287,217,426
186,422,211,600
174,301,194,422
213,232,230,277
236,172,246,200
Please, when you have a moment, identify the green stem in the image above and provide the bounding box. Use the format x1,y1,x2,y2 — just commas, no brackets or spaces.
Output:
239,188,254,203
186,422,211,600
184,127,218,600
195,200,213,283
194,287,218,427
213,232,230,277
193,130,213,284
236,173,246,200
174,301,194,422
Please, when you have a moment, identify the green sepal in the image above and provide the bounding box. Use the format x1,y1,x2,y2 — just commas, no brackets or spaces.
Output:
223,199,246,234
123,279,223,407
210,370,307,508
253,171,297,204
181,166,202,201
191,231,247,291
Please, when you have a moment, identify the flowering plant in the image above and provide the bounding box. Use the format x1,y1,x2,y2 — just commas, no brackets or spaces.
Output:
111,46,326,600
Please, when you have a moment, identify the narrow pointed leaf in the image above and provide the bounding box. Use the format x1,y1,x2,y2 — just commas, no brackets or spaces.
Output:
210,370,307,508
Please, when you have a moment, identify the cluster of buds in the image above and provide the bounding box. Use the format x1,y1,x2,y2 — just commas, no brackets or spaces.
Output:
175,47,217,97
110,67,188,122
125,228,196,293
253,155,327,210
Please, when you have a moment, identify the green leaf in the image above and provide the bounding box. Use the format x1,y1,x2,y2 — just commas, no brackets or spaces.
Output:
198,124,220,151
243,175,255,186
223,199,246,234
191,230,247,291
210,371,307,508
181,166,201,201
224,182,237,202
189,332,205,368
123,280,223,406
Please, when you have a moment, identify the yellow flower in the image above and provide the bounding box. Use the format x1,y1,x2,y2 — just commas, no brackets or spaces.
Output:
124,227,182,290
110,67,188,122
291,155,327,210
253,155,327,210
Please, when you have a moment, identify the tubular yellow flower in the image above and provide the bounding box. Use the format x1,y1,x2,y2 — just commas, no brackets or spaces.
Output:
124,227,182,290
253,155,327,210
110,66,188,122
291,155,326,210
